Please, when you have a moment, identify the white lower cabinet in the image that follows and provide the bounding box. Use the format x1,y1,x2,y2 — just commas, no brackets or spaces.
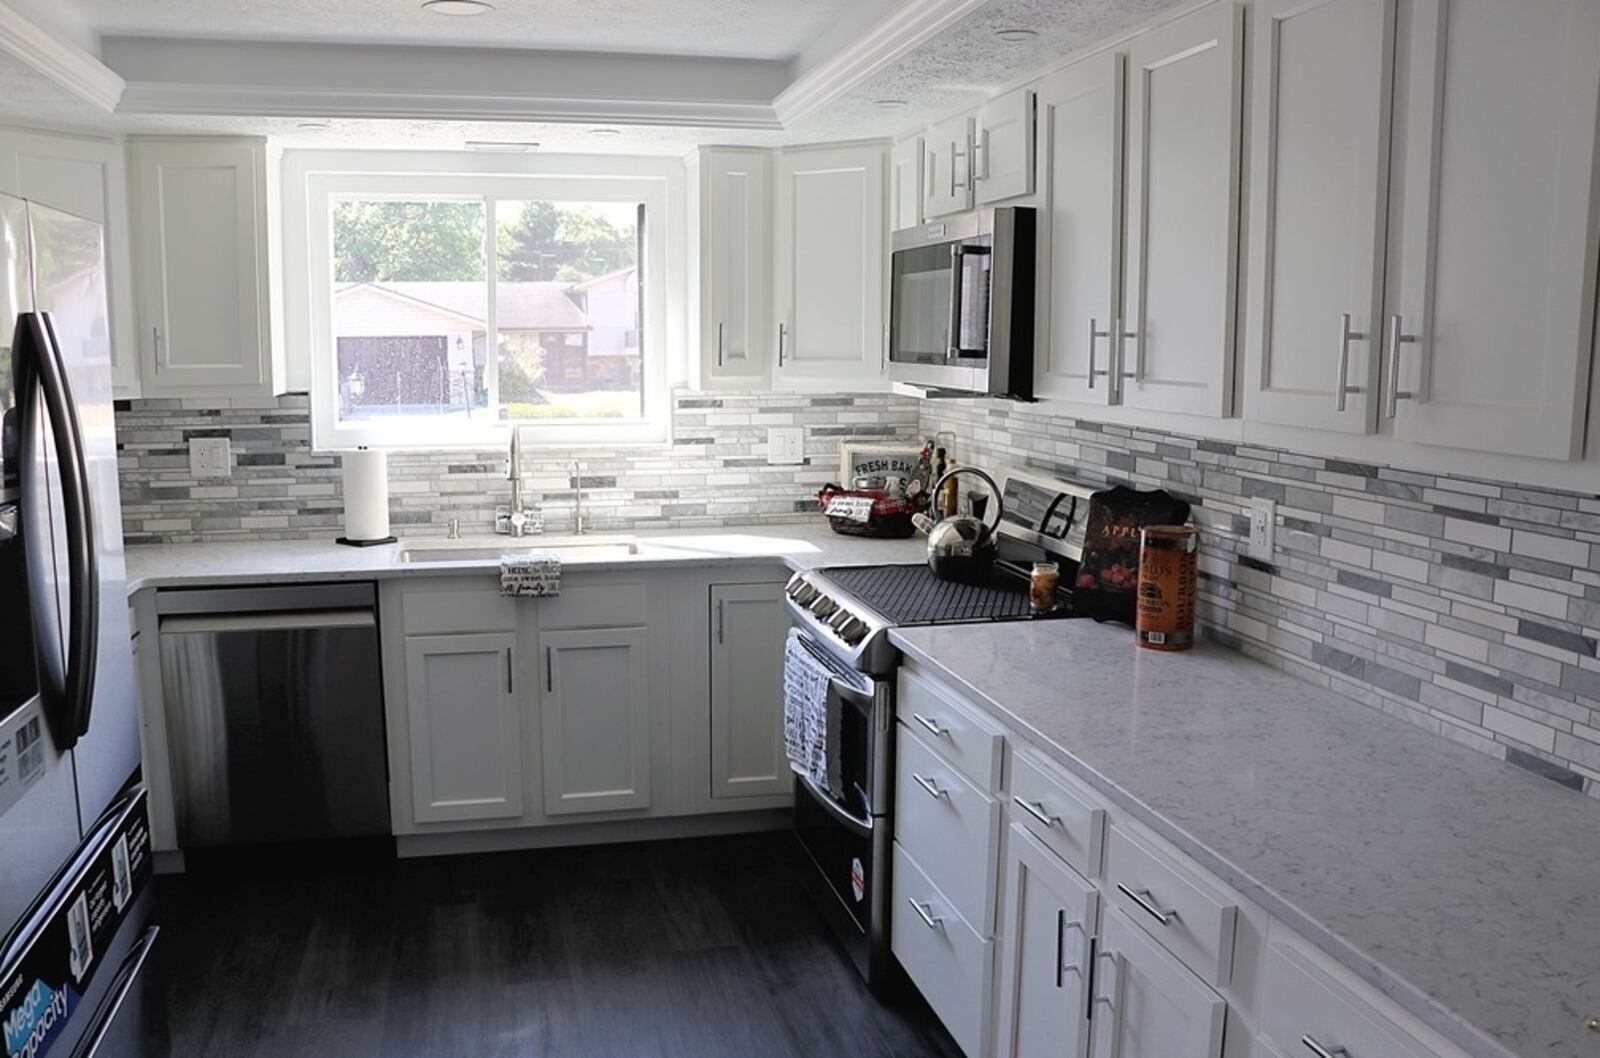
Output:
995,824,1099,1058
709,583,790,800
1090,906,1227,1058
537,625,652,815
403,632,524,824
893,841,994,1058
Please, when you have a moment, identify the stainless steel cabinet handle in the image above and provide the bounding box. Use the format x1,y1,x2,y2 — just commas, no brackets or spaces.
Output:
1115,318,1138,387
1087,317,1111,389
911,712,947,737
545,646,554,693
505,648,514,694
1055,912,1084,987
912,772,946,799
716,321,724,367
1336,313,1367,412
1301,1036,1349,1058
909,898,943,930
1013,795,1058,828
716,600,725,645
778,322,787,368
1116,882,1177,926
1091,948,1118,1016
152,327,163,373
1384,314,1418,419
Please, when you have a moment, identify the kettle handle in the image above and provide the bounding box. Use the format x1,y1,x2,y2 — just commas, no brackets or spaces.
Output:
930,466,1005,539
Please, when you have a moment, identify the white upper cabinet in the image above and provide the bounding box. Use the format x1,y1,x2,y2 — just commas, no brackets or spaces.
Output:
924,114,975,218
1386,0,1600,459
773,144,887,387
129,137,279,396
890,136,925,232
1034,51,1126,404
975,88,1037,204
697,149,772,385
1121,3,1244,418
1243,0,1395,434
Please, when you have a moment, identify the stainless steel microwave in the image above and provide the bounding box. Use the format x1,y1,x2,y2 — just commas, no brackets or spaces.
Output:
887,206,1036,399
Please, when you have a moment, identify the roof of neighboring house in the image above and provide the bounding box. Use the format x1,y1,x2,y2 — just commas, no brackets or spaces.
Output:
335,280,590,331
569,265,638,292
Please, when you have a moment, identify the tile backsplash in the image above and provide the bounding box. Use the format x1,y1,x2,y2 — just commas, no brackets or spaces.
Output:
920,399,1600,798
114,390,920,544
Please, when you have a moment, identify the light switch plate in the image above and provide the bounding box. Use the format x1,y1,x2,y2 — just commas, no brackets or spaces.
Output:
767,426,804,465
189,436,232,478
1248,497,1276,562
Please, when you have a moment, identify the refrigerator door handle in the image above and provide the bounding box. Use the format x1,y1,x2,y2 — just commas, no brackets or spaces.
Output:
14,311,98,748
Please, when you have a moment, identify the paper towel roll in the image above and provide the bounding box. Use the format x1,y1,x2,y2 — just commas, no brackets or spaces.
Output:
341,448,391,543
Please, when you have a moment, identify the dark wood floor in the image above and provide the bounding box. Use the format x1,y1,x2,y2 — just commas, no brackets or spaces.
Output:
153,832,963,1058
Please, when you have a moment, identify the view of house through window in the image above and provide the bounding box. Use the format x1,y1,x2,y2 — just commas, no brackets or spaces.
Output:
330,197,644,428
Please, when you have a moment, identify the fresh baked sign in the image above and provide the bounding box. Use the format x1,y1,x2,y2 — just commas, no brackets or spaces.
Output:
839,443,921,482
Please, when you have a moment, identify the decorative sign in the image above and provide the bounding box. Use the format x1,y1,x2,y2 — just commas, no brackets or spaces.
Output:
838,443,921,484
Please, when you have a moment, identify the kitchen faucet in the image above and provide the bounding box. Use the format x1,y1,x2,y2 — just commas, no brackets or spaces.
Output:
570,460,585,536
496,425,537,537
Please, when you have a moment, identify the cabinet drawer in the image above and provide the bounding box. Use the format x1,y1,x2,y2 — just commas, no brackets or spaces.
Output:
898,666,1005,791
401,586,516,634
1008,750,1106,880
1103,822,1237,987
892,841,992,1058
1260,935,1444,1058
895,724,1002,934
536,580,646,628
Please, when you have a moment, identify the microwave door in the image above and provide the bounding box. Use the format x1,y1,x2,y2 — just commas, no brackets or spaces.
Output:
949,245,992,360
890,241,956,367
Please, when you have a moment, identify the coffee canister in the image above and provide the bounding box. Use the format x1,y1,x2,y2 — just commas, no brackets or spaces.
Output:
1135,525,1198,651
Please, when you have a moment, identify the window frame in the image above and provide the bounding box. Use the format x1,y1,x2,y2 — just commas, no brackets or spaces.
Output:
305,168,671,450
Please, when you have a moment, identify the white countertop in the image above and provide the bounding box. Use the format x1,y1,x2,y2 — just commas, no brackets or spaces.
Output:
123,522,927,593
890,621,1598,1058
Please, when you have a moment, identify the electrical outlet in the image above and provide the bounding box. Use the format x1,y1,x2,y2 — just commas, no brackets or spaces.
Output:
1248,497,1276,562
767,426,805,466
189,436,232,478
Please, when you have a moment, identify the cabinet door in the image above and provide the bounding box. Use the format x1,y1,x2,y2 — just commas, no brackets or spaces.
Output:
977,89,1037,204
1387,0,1600,458
924,114,975,218
995,825,1099,1058
1089,907,1226,1058
1035,52,1126,404
1243,0,1394,434
1122,4,1244,417
538,626,652,815
703,150,772,382
130,139,269,392
773,145,887,386
709,583,790,800
891,137,925,231
403,633,523,824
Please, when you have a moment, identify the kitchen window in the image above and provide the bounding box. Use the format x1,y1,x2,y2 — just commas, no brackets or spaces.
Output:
304,170,669,448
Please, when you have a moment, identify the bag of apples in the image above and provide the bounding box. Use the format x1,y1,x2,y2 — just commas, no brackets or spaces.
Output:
1074,485,1192,625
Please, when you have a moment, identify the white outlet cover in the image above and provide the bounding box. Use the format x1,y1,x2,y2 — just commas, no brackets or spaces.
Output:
1248,497,1276,562
767,426,804,466
189,436,232,478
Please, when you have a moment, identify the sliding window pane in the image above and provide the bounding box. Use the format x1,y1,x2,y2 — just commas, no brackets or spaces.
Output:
330,199,487,424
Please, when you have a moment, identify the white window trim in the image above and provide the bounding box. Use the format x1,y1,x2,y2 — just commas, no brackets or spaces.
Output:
291,152,681,450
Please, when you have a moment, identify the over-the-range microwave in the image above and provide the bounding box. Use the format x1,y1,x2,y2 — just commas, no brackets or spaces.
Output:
887,206,1036,399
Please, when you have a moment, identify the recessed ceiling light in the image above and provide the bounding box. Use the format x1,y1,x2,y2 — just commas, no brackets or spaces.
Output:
874,99,909,110
464,140,540,152
588,127,622,137
995,28,1039,42
296,121,331,131
423,0,495,15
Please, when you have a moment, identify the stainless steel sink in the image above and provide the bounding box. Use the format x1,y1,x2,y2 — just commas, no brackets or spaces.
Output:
397,536,641,564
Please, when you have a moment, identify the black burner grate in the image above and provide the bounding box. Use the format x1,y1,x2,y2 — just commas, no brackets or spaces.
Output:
821,563,1073,625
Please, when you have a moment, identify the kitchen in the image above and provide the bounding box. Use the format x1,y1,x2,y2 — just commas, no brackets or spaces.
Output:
0,0,1596,1056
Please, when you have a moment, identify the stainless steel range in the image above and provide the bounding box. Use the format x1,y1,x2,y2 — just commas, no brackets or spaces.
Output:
785,466,1094,989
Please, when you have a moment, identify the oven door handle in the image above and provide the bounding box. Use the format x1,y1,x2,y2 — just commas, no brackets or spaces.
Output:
797,774,874,840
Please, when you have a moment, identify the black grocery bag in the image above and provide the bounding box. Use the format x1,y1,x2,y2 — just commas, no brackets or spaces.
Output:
1074,486,1192,625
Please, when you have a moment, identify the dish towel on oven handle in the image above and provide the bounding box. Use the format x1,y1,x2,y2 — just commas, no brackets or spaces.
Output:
500,553,561,597
783,631,843,799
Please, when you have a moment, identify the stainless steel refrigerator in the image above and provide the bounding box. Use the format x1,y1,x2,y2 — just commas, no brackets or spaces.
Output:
0,193,161,1057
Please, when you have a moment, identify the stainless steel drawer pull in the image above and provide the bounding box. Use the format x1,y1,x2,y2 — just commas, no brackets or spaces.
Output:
1055,911,1084,987
1301,1036,1349,1058
1117,882,1177,926
1087,317,1111,389
911,712,947,737
1335,313,1366,411
909,898,943,930
1384,314,1419,419
912,773,946,799
1013,796,1058,828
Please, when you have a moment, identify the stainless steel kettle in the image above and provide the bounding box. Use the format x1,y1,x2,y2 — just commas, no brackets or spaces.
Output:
915,466,1005,583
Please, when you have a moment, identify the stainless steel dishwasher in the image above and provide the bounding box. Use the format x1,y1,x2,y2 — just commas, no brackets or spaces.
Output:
157,583,389,847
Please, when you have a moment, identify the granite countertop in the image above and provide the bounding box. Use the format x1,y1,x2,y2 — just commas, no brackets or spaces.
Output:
123,522,927,593
890,621,1597,1058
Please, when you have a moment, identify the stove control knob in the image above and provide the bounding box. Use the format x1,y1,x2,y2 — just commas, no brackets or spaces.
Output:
829,610,853,631
811,596,837,618
786,579,807,599
793,583,818,605
841,620,869,646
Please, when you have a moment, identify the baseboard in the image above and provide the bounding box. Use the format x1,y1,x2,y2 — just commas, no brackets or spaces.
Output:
394,808,793,859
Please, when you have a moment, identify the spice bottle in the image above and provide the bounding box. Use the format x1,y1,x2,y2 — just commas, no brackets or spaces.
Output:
1030,562,1060,613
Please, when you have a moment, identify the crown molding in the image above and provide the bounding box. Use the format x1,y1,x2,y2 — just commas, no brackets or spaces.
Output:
118,83,783,130
0,4,123,112
773,0,987,126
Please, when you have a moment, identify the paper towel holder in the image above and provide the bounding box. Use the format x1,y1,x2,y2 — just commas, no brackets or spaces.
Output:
337,445,398,547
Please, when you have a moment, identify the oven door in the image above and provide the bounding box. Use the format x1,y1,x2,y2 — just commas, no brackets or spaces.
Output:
889,216,993,393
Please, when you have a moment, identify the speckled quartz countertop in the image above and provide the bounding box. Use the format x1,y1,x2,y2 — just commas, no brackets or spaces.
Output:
123,522,926,593
890,621,1598,1058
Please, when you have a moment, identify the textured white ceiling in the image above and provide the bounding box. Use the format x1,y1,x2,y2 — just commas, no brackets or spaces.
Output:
0,53,117,134
57,0,896,60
